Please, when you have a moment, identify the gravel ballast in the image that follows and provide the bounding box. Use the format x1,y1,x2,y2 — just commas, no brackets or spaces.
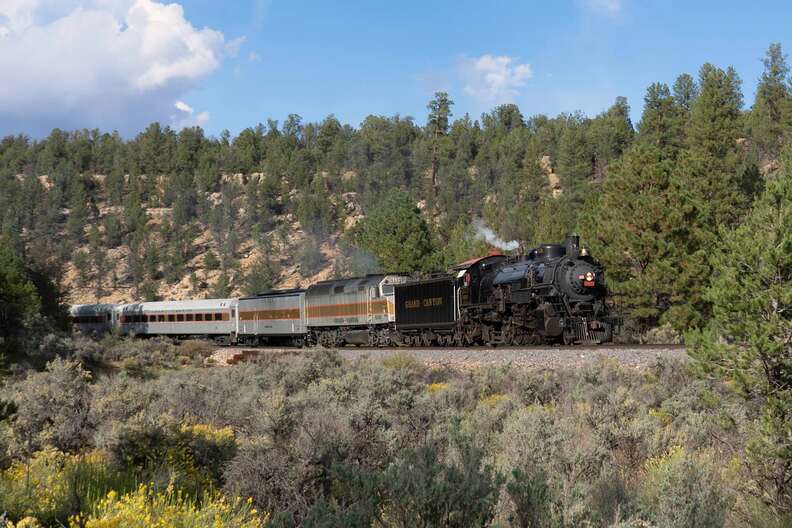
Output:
212,345,688,370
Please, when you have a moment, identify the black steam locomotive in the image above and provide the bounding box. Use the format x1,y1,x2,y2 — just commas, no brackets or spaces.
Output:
393,234,616,345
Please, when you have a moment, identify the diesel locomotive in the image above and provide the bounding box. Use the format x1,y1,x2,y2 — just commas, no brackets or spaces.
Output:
70,234,616,346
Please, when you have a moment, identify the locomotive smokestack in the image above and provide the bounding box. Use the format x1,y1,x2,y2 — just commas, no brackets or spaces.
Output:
565,234,580,257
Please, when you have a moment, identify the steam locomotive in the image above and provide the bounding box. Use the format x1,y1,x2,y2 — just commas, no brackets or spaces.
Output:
70,235,616,346
394,234,615,346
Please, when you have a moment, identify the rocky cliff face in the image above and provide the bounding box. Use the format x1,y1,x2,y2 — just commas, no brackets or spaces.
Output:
538,155,563,198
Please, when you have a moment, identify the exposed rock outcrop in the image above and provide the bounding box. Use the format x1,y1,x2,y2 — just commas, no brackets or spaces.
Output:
538,155,563,198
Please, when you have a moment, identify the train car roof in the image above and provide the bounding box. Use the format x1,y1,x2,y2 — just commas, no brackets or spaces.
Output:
449,253,506,271
239,288,305,300
69,303,119,314
117,298,237,312
307,274,401,295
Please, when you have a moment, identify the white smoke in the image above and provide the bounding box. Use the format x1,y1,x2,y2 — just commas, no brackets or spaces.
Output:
472,218,519,251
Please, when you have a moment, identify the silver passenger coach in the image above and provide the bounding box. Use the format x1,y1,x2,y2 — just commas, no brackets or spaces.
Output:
116,299,237,343
237,289,307,345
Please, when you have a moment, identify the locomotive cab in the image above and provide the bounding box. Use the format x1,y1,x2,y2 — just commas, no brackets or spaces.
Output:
450,254,508,305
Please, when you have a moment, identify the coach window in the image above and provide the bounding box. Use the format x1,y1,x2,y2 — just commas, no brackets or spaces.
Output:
195,313,203,321
157,315,164,322
214,313,222,321
177,314,184,322
186,314,194,322
168,314,175,322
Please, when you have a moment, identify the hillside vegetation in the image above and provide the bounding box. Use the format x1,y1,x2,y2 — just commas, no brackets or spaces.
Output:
0,345,788,528
1,44,791,527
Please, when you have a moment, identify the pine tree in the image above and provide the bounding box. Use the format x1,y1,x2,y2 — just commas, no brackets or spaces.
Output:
295,180,337,240
72,250,91,288
139,279,160,302
587,96,635,178
243,252,279,296
556,114,593,190
103,213,123,248
672,73,699,112
123,178,148,236
688,156,792,515
748,43,791,159
0,241,41,341
87,223,107,297
352,189,435,272
637,83,686,155
210,272,231,298
66,178,90,243
106,165,125,205
687,63,744,160
427,92,454,188
664,63,754,328
580,145,680,332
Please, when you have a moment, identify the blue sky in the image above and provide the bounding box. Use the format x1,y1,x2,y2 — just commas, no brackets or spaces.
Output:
0,0,789,137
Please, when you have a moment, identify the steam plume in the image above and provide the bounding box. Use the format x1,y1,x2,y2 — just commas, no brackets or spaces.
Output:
472,218,519,251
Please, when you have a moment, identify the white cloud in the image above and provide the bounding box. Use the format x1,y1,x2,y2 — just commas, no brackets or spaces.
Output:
459,54,532,105
584,0,623,16
172,99,208,129
0,0,241,136
225,35,246,58
174,100,194,114
247,51,261,62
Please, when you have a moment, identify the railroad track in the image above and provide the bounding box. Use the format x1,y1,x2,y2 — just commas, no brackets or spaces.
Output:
209,343,688,370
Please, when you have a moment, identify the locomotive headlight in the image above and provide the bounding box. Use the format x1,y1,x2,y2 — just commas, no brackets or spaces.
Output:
585,271,594,282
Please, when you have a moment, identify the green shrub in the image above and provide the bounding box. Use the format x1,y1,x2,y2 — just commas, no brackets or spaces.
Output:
0,449,134,526
98,416,236,495
503,468,561,528
639,446,728,528
379,442,502,527
73,484,265,528
5,358,93,457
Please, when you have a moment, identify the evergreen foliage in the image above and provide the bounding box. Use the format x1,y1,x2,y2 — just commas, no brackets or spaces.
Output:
351,190,435,272
0,241,41,362
580,145,679,331
688,157,792,515
748,43,792,159
243,253,279,296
